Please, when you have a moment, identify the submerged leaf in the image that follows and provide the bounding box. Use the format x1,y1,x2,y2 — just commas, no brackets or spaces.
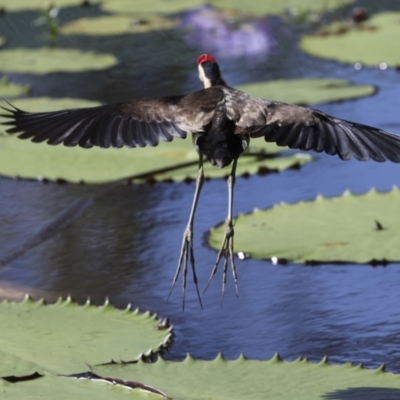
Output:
210,188,400,263
300,12,400,67
0,296,171,376
0,48,117,74
93,354,400,400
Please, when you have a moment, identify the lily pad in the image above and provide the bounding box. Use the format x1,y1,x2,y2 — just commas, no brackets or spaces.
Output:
0,97,311,183
300,12,400,67
93,354,400,400
0,374,161,400
237,78,375,105
101,0,352,16
0,296,172,376
0,0,100,11
60,15,178,35
210,187,400,264
0,48,117,74
0,77,31,98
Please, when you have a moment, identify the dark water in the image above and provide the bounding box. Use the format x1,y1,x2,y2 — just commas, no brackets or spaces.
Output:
2,0,400,373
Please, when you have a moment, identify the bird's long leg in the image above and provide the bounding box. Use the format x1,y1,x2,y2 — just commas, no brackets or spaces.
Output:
168,155,204,309
204,158,239,300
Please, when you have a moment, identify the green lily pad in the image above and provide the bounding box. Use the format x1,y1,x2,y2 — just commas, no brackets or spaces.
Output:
300,12,400,67
0,296,172,376
0,48,117,74
237,78,375,105
60,15,178,36
0,374,161,400
210,187,400,263
101,0,203,15
101,0,352,16
93,354,400,400
0,77,31,98
0,97,311,183
0,0,100,11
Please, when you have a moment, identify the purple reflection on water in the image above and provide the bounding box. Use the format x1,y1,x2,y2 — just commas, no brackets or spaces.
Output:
180,5,274,58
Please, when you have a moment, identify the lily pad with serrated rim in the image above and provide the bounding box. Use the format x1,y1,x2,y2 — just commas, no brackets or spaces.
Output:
210,187,400,264
101,0,352,16
0,374,161,400
300,12,400,67
60,15,178,35
0,295,172,377
0,48,117,74
92,353,400,400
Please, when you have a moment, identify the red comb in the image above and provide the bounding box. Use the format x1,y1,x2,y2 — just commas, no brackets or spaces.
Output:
197,54,216,65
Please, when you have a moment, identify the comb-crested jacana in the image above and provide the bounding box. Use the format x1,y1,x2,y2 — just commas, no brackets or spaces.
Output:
2,54,400,308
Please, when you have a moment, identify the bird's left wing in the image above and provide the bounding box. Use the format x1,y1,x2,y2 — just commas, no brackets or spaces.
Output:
0,88,223,149
226,89,400,162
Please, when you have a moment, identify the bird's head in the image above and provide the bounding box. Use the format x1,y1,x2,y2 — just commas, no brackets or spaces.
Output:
197,54,227,88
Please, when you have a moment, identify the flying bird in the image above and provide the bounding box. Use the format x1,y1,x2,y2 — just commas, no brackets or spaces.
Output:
2,54,400,307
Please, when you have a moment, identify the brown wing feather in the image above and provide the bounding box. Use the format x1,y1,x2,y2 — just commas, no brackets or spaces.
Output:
225,90,400,162
0,88,224,149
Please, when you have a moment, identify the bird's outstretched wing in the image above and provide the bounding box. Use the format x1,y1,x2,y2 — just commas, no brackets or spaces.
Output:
0,88,224,149
228,90,400,162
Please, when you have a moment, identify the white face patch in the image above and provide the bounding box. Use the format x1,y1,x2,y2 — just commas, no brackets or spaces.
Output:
198,64,212,88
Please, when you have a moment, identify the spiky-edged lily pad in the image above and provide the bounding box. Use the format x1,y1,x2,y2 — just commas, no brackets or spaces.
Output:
0,97,311,183
60,15,178,36
0,296,171,376
0,49,117,74
101,0,352,15
210,188,400,263
0,374,161,399
300,13,400,67
0,0,100,11
93,354,400,400
237,78,375,105
0,77,31,98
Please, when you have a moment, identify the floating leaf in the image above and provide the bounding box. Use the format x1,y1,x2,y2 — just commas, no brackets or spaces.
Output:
0,48,117,74
210,188,400,264
0,97,311,183
93,354,400,400
101,0,203,14
300,12,400,67
0,374,161,400
101,0,352,15
0,77,31,98
237,78,375,105
0,0,100,11
0,296,172,376
60,15,178,35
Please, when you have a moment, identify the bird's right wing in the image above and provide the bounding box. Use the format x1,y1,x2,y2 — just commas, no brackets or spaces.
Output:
227,90,400,162
0,88,224,149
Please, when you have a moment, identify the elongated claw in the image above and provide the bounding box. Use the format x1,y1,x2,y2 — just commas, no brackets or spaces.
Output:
204,220,239,301
168,156,204,310
203,158,239,302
